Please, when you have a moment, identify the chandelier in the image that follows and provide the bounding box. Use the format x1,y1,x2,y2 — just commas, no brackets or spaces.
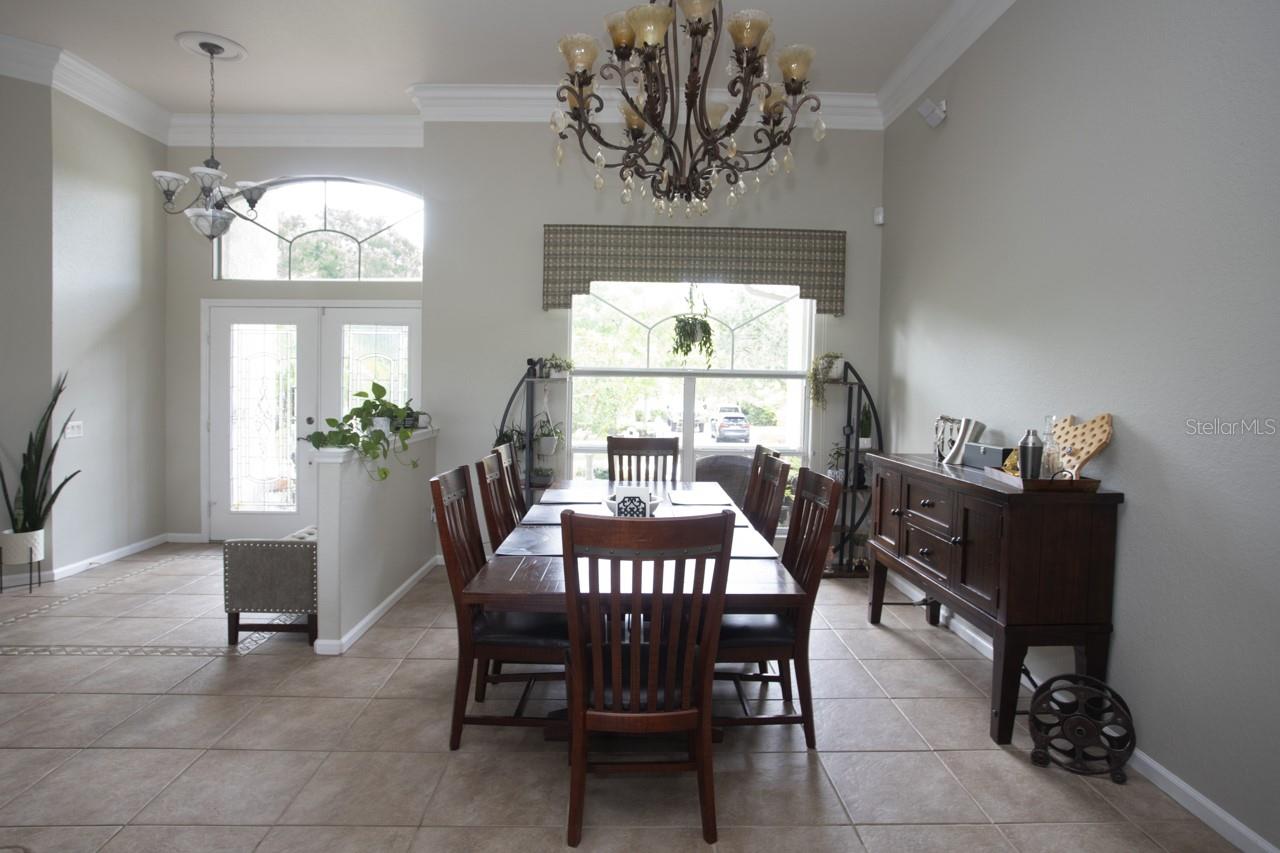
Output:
149,33,266,240
552,1,824,217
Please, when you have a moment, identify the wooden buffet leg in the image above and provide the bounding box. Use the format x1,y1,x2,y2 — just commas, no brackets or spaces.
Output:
990,628,1028,744
925,599,942,626
868,557,887,625
1074,633,1111,681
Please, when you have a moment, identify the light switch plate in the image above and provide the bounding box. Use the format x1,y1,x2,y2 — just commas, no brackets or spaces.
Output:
64,421,84,439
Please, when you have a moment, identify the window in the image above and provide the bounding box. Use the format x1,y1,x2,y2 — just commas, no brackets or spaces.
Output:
341,324,411,412
570,281,812,506
216,178,423,281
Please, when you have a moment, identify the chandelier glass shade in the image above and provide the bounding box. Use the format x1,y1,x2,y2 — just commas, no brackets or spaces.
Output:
149,38,266,240
552,1,824,216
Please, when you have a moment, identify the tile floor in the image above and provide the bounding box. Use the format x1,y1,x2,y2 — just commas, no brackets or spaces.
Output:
0,546,1237,852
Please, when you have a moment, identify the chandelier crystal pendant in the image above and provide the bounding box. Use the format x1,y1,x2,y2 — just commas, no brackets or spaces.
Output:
150,33,264,240
552,2,823,215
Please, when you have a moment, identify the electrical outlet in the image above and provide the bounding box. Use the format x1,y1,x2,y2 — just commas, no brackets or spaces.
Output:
64,421,84,439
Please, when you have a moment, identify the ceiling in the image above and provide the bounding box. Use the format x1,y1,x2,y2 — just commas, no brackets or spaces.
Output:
0,0,950,114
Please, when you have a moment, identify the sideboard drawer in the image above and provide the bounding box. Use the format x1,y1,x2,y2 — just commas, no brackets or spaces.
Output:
903,522,952,584
903,476,953,533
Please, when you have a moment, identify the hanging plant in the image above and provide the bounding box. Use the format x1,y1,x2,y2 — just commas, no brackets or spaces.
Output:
807,352,844,409
672,285,715,368
306,382,419,481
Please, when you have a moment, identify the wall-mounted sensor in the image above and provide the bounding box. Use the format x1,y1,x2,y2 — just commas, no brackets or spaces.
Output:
917,97,947,128
873,207,885,226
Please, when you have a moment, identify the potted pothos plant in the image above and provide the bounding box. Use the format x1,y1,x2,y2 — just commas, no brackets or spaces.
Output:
306,382,419,481
807,351,844,409
672,285,714,368
0,374,80,567
540,354,574,379
533,413,564,456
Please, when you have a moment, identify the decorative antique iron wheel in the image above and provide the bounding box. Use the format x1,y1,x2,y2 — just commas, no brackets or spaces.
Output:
1028,673,1135,784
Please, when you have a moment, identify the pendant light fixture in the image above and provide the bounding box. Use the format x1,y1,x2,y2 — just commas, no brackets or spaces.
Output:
149,32,265,240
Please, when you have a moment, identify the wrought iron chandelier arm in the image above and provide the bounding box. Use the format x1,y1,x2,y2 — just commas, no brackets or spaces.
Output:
607,61,682,173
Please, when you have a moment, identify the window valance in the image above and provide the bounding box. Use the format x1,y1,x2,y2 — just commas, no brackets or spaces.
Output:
542,225,846,315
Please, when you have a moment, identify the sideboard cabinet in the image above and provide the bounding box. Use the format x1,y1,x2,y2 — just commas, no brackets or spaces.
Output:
866,453,1124,743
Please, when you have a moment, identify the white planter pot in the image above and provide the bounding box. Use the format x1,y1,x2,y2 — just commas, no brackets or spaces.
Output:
372,417,392,435
536,436,559,456
0,529,45,564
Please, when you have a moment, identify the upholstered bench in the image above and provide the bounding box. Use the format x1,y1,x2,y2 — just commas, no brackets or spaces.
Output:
223,526,319,646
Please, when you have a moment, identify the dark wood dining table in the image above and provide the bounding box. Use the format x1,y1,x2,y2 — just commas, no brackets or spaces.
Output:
462,479,805,614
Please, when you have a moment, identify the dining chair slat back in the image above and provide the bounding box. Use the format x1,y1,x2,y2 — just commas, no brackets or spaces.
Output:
782,468,842,595
740,444,780,519
494,442,528,518
745,454,790,544
476,452,518,545
606,436,679,483
431,465,488,607
560,510,734,846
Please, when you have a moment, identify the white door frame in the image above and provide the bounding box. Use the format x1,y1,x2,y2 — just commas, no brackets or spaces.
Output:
199,299,423,542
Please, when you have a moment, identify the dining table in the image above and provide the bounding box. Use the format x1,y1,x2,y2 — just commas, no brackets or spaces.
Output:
462,479,806,614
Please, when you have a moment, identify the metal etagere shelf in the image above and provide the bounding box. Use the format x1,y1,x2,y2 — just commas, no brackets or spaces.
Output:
826,361,884,577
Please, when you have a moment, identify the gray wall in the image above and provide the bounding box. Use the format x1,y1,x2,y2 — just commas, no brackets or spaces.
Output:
49,91,168,566
0,76,53,541
880,0,1280,843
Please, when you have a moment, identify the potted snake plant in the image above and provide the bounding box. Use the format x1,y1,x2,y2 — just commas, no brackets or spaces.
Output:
0,375,81,567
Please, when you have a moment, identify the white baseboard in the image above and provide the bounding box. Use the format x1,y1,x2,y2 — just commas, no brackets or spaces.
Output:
313,556,441,656
166,532,210,544
880,570,1271,852
37,533,170,580
1127,750,1277,853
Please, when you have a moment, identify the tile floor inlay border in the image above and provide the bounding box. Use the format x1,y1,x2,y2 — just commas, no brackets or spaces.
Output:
0,550,299,656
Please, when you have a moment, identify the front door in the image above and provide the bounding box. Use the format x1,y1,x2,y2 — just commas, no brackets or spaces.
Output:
210,307,319,540
208,304,421,541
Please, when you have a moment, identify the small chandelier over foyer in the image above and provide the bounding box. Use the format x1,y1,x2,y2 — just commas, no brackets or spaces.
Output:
551,1,824,217
149,32,266,240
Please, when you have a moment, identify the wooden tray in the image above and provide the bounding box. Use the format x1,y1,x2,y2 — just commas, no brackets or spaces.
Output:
982,467,1101,492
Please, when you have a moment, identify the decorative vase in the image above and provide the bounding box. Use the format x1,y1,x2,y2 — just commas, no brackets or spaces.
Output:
0,529,45,564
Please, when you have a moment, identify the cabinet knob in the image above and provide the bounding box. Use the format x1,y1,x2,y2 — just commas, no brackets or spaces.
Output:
950,536,963,546
918,547,933,558
920,498,936,508
889,508,902,516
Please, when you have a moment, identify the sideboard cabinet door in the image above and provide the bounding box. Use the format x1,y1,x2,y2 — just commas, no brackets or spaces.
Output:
953,495,1003,616
871,467,902,555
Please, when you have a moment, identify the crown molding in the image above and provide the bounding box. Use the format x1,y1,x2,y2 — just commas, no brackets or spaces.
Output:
167,113,423,148
51,51,170,142
407,83,883,130
0,32,62,86
877,0,1018,126
1,33,169,141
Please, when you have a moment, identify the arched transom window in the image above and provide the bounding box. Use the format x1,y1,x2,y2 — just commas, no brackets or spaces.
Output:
216,177,423,281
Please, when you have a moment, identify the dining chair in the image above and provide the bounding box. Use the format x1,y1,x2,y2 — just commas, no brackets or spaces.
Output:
606,435,679,483
744,454,790,544
740,444,780,519
476,452,519,545
430,465,569,750
693,454,753,506
714,468,841,748
494,441,528,518
561,510,735,847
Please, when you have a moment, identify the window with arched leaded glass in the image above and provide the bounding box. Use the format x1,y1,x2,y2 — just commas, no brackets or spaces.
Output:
215,177,423,281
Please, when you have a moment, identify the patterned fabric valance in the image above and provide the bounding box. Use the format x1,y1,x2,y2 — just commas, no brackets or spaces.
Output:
543,225,847,315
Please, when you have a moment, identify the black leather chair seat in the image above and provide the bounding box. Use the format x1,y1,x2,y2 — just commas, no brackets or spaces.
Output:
716,613,796,648
473,611,570,649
